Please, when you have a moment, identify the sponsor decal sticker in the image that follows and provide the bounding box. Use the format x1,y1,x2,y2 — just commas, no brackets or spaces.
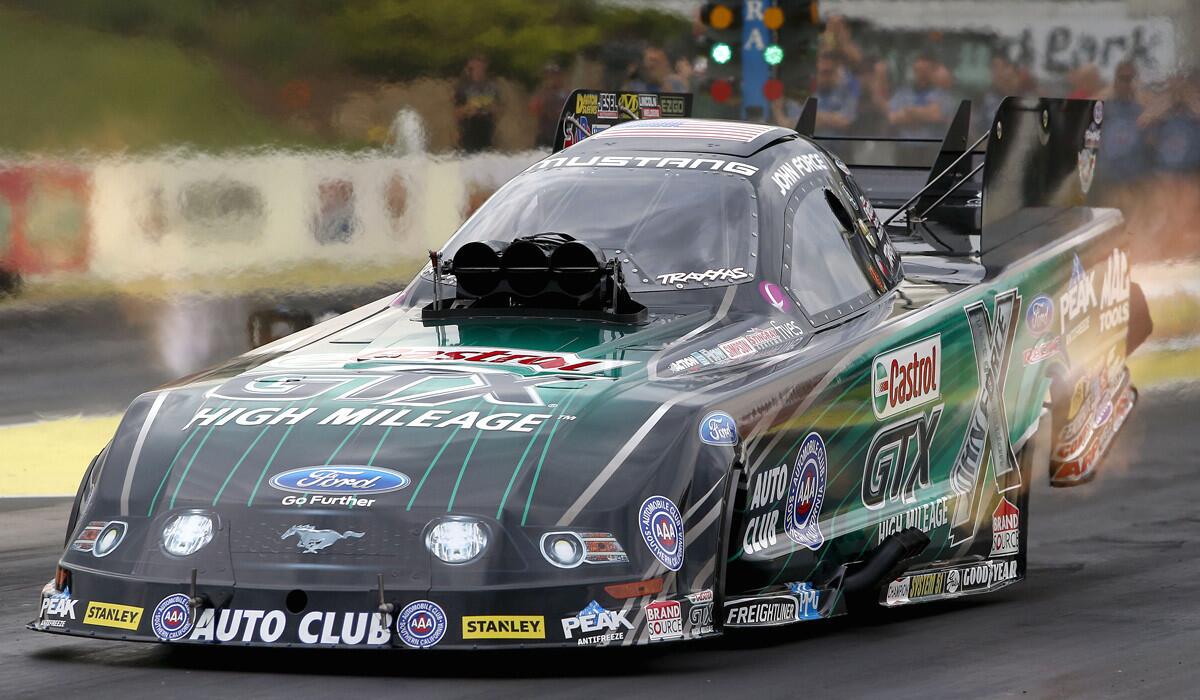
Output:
908,570,948,599
990,498,1021,557
786,582,823,620
717,336,756,360
396,600,447,649
561,600,632,645
724,596,799,627
872,335,941,420
598,92,618,119
742,463,788,555
638,93,661,118
270,466,410,496
150,594,190,639
187,609,390,645
949,290,1022,545
355,347,632,375
1026,295,1054,335
462,615,545,639
1060,255,1097,336
84,600,144,631
876,495,949,547
618,92,640,117
759,280,792,312
886,577,911,605
1022,335,1063,365
946,568,961,594
784,433,827,550
960,558,1018,591
770,153,830,196
657,267,750,286
639,496,685,571
40,592,78,626
863,404,943,511
660,95,686,117
575,93,598,116
527,153,759,176
645,600,683,641
688,600,714,635
1099,249,1130,333
698,411,738,446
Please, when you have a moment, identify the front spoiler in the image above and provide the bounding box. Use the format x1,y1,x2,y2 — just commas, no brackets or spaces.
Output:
29,567,723,650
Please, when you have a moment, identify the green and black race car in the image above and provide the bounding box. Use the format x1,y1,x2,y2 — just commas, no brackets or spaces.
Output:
32,90,1148,649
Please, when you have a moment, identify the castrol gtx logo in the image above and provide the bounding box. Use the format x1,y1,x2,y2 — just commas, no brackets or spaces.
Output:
872,335,941,420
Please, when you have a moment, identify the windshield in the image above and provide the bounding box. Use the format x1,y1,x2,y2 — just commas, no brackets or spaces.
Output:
436,166,759,291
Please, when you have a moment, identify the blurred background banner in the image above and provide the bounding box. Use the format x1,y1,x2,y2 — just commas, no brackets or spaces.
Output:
0,0,1197,495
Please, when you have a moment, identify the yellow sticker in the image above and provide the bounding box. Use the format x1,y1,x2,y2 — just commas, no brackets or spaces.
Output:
83,601,143,630
575,93,598,115
461,615,545,639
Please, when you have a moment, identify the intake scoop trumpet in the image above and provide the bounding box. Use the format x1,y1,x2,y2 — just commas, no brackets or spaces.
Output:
423,233,646,324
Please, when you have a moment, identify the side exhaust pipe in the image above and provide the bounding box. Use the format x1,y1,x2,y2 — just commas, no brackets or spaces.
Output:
842,527,930,593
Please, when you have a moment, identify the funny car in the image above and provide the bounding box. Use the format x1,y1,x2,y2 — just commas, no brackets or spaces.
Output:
32,89,1149,649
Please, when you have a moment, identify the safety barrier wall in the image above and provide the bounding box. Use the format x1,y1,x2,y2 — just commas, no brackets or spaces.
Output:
0,150,542,282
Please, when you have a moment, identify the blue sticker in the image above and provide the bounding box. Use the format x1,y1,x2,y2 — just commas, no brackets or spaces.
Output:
269,466,410,495
784,432,827,550
787,582,823,620
396,600,446,649
639,495,685,571
152,593,193,641
699,411,738,446
1026,295,1054,335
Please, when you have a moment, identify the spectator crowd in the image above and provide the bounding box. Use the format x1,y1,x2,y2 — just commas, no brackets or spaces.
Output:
442,12,1200,187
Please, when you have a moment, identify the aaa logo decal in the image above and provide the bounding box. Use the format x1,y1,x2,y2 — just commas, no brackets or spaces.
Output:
151,593,193,640
639,496,685,571
396,600,447,649
784,432,827,550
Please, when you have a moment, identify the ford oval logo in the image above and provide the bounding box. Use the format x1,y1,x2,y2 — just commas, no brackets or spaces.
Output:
269,466,411,495
698,411,738,446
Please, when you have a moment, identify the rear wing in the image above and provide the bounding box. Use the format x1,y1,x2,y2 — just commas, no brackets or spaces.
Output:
803,96,1103,255
552,89,693,153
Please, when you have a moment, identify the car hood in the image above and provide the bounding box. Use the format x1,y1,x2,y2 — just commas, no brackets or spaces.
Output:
84,303,771,534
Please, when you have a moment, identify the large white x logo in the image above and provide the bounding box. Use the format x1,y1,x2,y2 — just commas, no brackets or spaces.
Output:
949,288,1022,546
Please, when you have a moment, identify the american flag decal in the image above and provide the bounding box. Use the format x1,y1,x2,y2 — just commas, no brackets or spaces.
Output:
601,119,776,143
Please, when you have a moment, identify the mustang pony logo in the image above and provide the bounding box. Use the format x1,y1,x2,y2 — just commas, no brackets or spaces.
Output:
281,525,365,553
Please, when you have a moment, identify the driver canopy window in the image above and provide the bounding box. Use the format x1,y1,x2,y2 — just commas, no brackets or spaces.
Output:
438,166,757,291
784,181,881,324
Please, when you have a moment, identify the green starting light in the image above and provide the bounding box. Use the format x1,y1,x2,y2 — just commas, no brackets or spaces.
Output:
764,44,784,66
711,42,733,65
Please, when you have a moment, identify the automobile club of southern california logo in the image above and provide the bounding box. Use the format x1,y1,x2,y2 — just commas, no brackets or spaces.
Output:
639,495,685,571
396,600,447,649
785,432,827,550
152,593,194,641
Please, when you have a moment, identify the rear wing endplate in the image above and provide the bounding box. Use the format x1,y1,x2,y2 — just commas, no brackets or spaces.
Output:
803,96,1103,254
